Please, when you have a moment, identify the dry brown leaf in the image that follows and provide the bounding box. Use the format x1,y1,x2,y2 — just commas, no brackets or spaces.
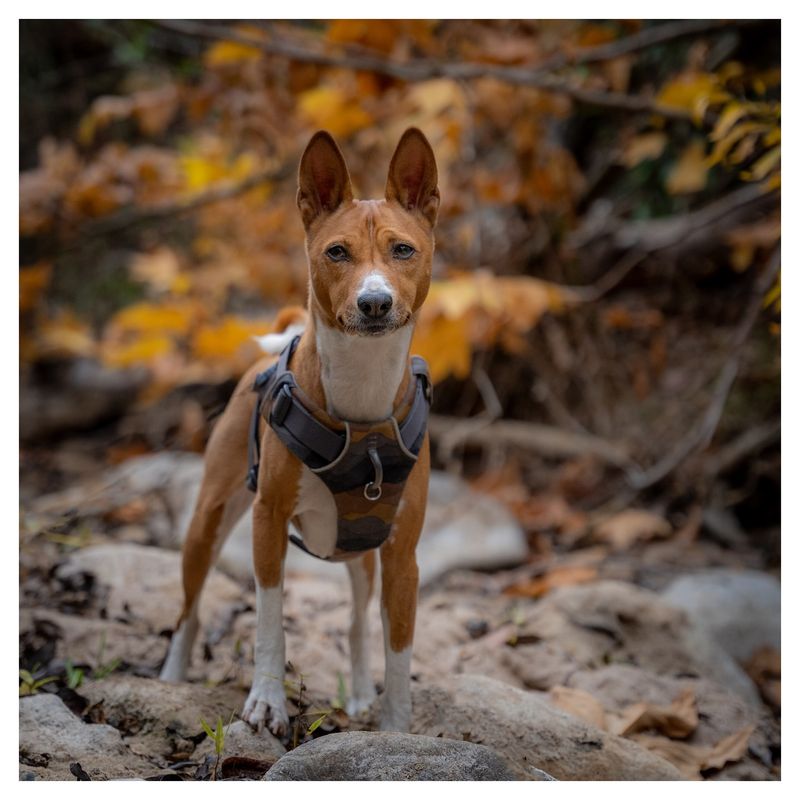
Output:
666,140,708,195
594,509,672,550
701,725,755,772
630,724,754,779
745,647,780,710
610,688,698,739
621,132,667,167
550,686,607,730
630,734,707,780
504,565,598,599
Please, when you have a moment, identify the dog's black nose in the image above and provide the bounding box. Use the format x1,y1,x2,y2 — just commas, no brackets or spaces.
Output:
357,292,393,318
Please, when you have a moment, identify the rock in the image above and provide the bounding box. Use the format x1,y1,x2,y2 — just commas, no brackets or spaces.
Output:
565,664,778,780
411,674,685,780
264,731,541,781
19,693,154,780
80,674,249,761
499,580,760,705
20,358,148,442
661,569,780,664
38,454,528,587
194,720,285,763
209,470,530,586
56,543,243,634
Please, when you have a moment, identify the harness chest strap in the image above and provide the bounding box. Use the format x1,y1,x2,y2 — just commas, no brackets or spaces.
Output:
245,335,432,559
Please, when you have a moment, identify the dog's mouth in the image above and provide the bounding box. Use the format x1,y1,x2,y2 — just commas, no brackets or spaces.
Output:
339,311,411,337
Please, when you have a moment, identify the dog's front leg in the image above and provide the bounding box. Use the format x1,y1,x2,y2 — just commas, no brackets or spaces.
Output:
378,442,428,732
242,493,290,736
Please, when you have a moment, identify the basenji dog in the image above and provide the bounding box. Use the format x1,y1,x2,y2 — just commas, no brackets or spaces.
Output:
160,128,439,735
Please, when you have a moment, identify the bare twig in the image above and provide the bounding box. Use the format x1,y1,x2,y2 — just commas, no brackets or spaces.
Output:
625,244,780,490
428,414,634,469
77,163,291,239
536,19,760,72
703,419,781,478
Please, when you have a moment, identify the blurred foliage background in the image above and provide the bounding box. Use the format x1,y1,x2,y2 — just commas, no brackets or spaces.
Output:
20,19,780,564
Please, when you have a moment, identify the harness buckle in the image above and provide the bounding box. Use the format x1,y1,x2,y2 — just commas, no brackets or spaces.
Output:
271,384,293,426
364,444,383,501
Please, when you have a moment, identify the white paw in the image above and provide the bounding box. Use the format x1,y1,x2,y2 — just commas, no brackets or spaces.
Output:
379,711,410,733
346,686,377,717
158,662,186,683
242,684,289,737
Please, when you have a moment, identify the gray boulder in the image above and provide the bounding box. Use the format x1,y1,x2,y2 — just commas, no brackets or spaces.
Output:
412,674,685,780
661,569,780,664
19,693,154,780
264,731,545,781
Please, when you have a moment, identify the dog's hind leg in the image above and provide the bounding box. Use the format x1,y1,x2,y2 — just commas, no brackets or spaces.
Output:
345,551,377,716
160,378,258,683
159,484,251,682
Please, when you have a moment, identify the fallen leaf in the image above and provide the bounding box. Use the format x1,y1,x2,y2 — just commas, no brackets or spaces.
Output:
621,132,667,168
594,509,672,550
550,686,607,730
666,140,708,195
504,565,598,599
610,688,698,739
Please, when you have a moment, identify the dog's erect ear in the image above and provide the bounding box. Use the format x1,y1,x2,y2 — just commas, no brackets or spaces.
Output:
297,131,353,229
385,128,440,227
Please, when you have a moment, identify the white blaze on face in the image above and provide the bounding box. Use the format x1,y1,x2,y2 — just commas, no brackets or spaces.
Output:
358,271,394,300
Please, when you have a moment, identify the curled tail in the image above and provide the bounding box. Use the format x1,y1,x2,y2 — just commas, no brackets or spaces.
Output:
253,306,308,354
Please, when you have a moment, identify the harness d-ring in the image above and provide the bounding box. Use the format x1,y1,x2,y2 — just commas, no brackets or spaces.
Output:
364,445,383,501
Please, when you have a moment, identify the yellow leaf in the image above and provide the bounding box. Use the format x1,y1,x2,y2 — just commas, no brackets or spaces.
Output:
707,121,769,167
621,132,667,167
298,86,373,138
657,72,721,112
747,146,781,182
101,333,174,368
666,140,708,195
204,38,263,68
108,301,201,336
710,102,748,142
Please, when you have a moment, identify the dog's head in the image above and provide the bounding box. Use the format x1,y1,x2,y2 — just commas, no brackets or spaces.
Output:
297,128,439,337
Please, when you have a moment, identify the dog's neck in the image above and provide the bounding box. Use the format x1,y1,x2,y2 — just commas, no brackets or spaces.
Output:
299,309,414,423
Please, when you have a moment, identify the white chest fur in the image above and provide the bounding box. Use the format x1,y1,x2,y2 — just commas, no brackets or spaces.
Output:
315,322,413,422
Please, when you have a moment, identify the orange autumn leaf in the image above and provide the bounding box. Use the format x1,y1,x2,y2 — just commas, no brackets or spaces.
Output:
19,263,52,313
192,315,273,362
412,313,472,383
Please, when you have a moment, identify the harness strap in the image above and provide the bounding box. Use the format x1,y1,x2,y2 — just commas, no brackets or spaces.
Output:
246,335,431,495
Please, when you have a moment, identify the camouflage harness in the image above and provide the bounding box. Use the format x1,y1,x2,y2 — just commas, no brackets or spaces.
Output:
246,335,432,560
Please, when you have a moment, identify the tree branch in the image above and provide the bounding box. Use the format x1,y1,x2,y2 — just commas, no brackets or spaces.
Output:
152,19,724,121
625,244,780,490
76,163,291,239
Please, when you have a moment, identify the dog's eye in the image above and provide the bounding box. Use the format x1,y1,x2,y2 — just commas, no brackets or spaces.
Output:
325,245,349,262
392,243,415,260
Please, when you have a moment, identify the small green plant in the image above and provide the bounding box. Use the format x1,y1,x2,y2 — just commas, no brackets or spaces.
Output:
64,660,84,690
199,710,235,780
19,669,57,696
92,633,121,680
332,671,347,711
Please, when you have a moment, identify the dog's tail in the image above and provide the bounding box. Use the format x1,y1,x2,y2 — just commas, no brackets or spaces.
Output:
253,306,308,354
